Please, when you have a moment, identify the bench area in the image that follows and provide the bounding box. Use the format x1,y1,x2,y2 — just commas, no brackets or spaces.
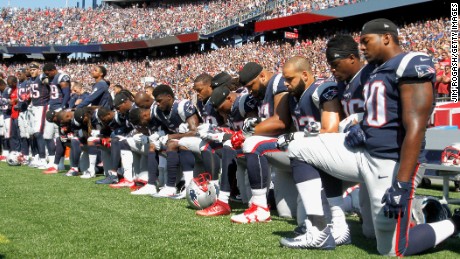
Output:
419,129,460,204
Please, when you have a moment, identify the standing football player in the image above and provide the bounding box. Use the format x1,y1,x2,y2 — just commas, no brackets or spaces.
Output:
76,65,112,109
1,76,21,155
42,63,71,173
16,68,32,164
28,62,50,169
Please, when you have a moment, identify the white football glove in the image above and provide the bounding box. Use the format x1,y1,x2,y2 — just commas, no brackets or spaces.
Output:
242,117,259,136
149,132,160,142
133,133,144,144
159,135,169,146
206,132,225,143
304,121,321,137
140,135,149,145
149,133,161,150
178,123,189,134
277,133,294,151
197,123,211,132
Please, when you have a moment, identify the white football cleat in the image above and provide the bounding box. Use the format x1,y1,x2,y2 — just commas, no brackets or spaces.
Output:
332,221,351,246
80,170,96,179
36,159,48,170
131,184,158,195
151,186,176,198
230,204,271,224
280,225,336,250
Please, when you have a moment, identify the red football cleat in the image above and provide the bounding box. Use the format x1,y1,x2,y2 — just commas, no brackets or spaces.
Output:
43,167,58,174
130,180,146,191
196,200,231,217
109,178,134,189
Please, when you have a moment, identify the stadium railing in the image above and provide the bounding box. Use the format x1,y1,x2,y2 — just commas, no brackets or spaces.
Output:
202,0,295,36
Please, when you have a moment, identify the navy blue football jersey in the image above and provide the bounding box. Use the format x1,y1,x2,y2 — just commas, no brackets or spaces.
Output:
152,100,196,133
48,73,71,111
17,79,30,112
197,98,225,126
1,87,12,117
107,111,132,136
339,64,374,117
259,74,287,119
0,89,3,115
362,52,436,160
30,74,50,106
228,93,258,131
77,80,112,109
290,78,339,131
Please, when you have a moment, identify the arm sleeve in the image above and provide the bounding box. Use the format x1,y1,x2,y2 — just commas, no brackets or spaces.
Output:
68,94,77,108
76,83,107,108
61,87,71,109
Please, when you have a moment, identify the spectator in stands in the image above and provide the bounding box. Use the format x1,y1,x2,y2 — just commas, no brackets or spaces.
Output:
1,18,450,104
437,65,451,99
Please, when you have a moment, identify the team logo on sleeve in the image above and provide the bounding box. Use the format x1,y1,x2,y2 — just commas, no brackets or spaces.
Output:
322,88,339,101
415,65,435,78
185,102,194,114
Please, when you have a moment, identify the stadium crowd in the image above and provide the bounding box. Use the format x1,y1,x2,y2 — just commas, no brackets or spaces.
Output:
0,0,370,46
0,0,269,46
263,0,367,20
1,17,452,99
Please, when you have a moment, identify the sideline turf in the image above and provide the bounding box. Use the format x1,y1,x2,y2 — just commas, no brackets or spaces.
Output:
0,164,459,258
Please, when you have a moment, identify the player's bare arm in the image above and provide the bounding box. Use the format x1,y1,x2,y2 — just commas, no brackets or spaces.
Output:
254,92,290,136
320,98,342,133
168,114,200,140
397,80,433,182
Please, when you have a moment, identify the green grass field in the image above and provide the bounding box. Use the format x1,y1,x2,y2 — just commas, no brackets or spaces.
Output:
1,163,459,258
